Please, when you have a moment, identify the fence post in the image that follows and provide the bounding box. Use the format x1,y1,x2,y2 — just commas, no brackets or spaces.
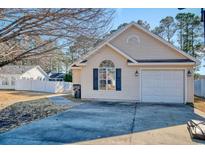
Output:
44,80,47,92
201,79,204,97
200,79,203,97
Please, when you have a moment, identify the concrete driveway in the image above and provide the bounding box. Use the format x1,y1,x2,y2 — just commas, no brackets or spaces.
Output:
0,101,205,145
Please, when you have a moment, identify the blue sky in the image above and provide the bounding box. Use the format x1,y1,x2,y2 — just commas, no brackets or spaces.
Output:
112,8,201,28
112,8,205,74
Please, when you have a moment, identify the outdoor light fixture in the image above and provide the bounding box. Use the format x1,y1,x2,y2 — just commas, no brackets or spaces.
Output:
187,70,192,77
135,70,139,76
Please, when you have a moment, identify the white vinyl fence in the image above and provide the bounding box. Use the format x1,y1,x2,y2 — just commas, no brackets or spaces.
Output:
15,79,73,94
195,79,205,98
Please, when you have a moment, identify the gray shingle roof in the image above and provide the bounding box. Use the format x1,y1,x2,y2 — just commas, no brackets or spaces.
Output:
49,73,65,79
0,65,36,75
127,59,194,63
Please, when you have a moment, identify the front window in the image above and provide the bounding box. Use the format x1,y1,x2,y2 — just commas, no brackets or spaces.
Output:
2,76,9,86
99,60,116,90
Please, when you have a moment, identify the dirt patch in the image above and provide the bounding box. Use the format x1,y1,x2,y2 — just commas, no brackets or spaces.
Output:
0,98,69,133
188,96,205,113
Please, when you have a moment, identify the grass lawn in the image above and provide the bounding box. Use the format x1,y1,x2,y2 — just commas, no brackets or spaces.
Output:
189,96,205,113
0,90,61,110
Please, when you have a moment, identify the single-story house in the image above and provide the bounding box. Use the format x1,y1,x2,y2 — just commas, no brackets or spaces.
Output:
48,72,65,81
71,22,197,104
0,65,49,89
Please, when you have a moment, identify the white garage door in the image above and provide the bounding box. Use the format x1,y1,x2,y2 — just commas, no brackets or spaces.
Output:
141,70,184,103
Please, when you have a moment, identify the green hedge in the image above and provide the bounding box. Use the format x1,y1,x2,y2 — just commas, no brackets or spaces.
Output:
64,72,72,82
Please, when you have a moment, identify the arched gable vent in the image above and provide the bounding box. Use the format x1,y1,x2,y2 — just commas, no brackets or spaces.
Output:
126,35,140,44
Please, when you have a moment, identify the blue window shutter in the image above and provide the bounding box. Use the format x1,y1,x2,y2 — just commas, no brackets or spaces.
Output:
93,68,98,90
116,68,121,91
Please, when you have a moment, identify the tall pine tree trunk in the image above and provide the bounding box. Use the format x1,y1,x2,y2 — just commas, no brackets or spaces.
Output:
185,22,189,52
191,27,194,56
180,24,183,50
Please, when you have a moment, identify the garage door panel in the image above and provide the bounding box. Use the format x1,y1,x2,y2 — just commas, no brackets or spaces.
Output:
141,70,184,103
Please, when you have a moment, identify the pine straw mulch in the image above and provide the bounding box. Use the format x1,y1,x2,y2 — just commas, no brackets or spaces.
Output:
0,98,70,133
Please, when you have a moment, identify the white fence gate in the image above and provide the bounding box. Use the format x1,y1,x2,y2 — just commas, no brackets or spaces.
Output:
195,79,205,98
15,79,73,94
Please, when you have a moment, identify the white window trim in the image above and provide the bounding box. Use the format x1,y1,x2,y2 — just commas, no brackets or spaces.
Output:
98,67,116,91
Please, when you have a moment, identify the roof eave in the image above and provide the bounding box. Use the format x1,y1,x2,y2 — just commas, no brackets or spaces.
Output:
128,62,196,66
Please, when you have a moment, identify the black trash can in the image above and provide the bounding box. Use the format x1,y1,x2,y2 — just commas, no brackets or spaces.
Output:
73,84,81,98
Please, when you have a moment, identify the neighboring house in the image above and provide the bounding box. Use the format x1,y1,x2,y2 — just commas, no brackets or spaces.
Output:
71,22,197,104
49,72,65,81
0,65,49,89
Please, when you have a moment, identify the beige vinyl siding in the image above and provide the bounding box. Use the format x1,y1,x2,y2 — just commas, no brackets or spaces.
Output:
81,45,139,101
186,67,194,103
110,26,188,60
71,24,195,103
76,45,193,102
72,69,81,84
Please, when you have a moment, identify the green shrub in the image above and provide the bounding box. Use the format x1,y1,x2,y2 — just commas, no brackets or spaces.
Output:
64,72,72,82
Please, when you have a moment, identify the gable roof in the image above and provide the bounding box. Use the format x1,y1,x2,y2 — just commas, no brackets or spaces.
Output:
75,43,137,65
71,22,197,67
0,65,49,79
0,65,35,75
34,65,50,78
107,43,137,63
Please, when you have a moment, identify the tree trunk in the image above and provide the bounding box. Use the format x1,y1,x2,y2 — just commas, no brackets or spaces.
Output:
191,27,194,56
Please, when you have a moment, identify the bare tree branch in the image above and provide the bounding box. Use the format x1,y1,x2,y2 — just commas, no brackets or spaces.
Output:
0,8,115,67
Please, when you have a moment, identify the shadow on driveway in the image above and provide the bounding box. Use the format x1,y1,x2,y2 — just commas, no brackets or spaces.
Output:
0,102,205,144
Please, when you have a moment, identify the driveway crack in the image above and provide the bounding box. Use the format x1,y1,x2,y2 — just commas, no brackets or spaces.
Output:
129,102,137,144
